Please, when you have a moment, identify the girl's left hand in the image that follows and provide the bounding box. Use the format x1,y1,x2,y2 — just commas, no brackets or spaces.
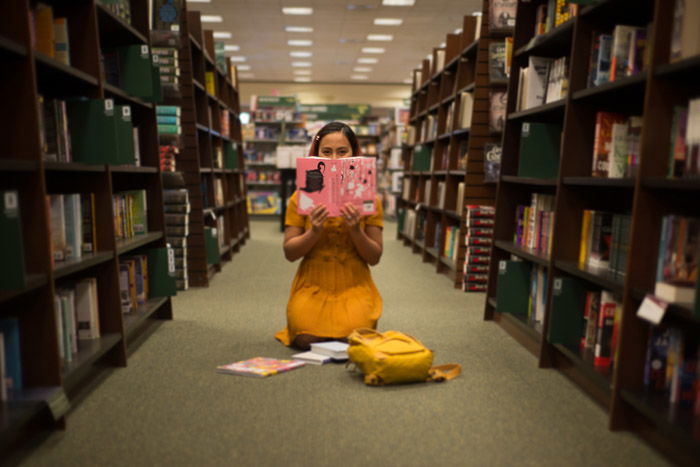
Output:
340,203,361,229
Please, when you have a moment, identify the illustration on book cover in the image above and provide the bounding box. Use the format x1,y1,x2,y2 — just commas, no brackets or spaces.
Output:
296,156,376,217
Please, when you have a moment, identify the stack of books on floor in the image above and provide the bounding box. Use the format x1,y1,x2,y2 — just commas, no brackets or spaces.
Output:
292,341,349,365
164,188,190,291
463,205,494,292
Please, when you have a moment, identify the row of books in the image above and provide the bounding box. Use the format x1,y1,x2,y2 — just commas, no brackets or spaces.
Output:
157,106,181,172
578,210,631,276
119,255,150,314
653,215,699,306
164,189,190,291
246,170,281,184
488,39,513,83
527,265,548,331
513,193,555,256
40,98,141,166
247,191,281,215
54,278,101,365
48,193,97,263
670,0,700,62
644,325,700,413
668,98,700,179
151,47,181,97
98,0,131,25
533,0,580,36
462,205,495,292
113,190,148,242
276,145,308,169
245,149,277,165
251,127,279,140
250,109,300,122
592,112,642,178
588,25,649,88
516,55,569,111
0,319,22,400
102,44,162,103
31,3,70,65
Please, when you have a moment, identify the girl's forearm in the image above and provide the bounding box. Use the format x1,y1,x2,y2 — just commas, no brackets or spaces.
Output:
284,228,322,262
347,227,382,265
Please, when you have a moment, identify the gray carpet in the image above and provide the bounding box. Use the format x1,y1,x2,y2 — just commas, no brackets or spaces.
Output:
20,220,669,467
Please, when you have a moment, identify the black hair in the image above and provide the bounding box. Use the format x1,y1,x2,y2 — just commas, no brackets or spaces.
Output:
308,121,360,157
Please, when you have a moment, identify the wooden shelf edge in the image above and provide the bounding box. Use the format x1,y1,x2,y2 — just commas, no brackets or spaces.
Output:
53,251,114,280
123,297,170,340
494,239,550,266
571,74,646,101
554,260,625,293
116,232,164,255
62,332,123,389
95,3,148,44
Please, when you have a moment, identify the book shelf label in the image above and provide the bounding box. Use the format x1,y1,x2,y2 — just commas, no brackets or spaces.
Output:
636,294,667,325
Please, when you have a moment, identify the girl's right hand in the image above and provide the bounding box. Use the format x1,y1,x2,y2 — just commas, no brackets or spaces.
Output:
309,205,328,233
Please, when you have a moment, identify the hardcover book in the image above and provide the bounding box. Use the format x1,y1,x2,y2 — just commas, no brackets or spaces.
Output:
295,156,376,217
310,341,349,360
216,357,306,377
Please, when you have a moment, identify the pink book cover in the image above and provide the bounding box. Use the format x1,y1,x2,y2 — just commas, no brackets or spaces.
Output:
296,156,377,217
216,357,306,377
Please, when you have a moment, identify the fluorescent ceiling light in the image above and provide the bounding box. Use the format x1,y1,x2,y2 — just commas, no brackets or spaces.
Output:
282,7,313,15
453,28,462,34
224,45,240,52
367,34,393,41
382,0,415,5
361,47,385,54
293,69,311,75
353,67,372,72
237,65,251,71
186,0,211,3
351,75,369,80
291,61,312,67
200,15,223,22
285,26,313,33
472,11,482,16
374,18,403,26
213,31,232,39
357,57,378,64
288,39,312,46
294,77,312,82
229,56,246,62
239,73,255,79
290,51,312,57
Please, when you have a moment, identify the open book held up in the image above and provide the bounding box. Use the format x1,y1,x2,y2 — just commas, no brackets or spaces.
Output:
296,156,376,217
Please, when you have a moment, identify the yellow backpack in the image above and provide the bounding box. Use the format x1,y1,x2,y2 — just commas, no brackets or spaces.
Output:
347,328,461,386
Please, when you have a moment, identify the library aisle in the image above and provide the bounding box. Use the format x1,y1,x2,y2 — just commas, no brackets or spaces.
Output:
18,221,666,466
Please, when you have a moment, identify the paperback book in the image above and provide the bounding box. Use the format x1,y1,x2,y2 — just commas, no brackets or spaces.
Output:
216,357,306,378
296,156,376,217
309,341,349,360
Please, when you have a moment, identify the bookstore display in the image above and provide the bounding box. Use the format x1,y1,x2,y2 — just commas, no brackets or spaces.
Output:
0,0,247,456
484,0,700,463
154,6,249,287
397,0,507,290
378,109,409,219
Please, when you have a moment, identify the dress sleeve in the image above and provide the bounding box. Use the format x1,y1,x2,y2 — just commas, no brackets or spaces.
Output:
364,195,384,229
285,191,306,228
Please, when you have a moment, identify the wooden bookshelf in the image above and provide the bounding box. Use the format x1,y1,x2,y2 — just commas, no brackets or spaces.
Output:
398,2,500,290
484,0,700,463
165,8,249,287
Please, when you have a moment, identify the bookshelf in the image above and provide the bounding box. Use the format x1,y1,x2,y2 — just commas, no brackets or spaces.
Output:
484,0,700,463
397,1,501,290
0,0,178,455
165,8,249,287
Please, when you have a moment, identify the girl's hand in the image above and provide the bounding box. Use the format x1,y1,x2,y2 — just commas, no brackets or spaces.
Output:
340,203,361,230
309,204,328,233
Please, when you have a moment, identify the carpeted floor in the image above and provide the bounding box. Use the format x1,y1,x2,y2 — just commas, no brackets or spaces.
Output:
18,220,669,466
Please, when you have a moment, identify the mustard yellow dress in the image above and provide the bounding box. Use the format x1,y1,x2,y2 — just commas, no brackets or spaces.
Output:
275,191,383,346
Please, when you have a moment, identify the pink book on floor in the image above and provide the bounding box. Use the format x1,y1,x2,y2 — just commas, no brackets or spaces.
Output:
295,156,377,217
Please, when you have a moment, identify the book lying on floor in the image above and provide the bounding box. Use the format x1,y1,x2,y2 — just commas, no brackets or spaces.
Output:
310,341,349,360
216,357,306,377
291,351,332,365
296,156,376,217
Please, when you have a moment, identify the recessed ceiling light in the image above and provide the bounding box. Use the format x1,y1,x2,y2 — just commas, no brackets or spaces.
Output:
200,15,223,22
290,51,312,57
224,45,240,52
239,73,255,79
357,57,378,64
229,56,246,62
353,67,372,72
351,75,369,80
472,11,482,16
186,0,211,3
282,7,313,15
291,61,312,67
374,18,403,26
382,0,414,5
213,32,232,39
294,77,312,82
338,38,363,44
439,42,446,47
285,26,313,33
237,65,251,71
288,39,312,46
367,34,393,41
293,69,311,75
361,47,385,54
453,28,462,34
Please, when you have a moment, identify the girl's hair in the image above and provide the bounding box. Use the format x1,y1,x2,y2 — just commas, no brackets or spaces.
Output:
308,121,360,157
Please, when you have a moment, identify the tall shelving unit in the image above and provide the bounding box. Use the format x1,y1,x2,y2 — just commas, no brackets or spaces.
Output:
485,0,700,463
0,0,174,455
167,8,248,288
398,2,501,289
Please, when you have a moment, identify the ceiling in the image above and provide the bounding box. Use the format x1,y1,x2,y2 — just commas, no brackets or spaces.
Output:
186,0,483,85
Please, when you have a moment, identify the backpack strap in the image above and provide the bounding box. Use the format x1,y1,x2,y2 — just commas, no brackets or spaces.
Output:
427,364,461,382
